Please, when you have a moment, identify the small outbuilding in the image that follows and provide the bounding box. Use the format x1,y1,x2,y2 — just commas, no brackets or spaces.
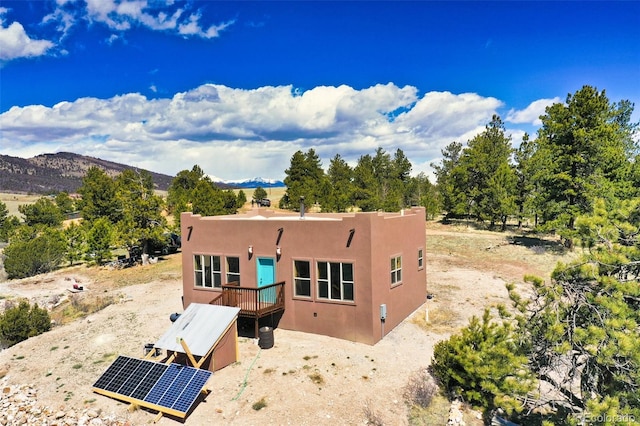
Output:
180,206,426,345
154,303,240,371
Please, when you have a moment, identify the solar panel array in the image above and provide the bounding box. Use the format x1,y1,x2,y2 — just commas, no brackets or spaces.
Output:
93,355,212,418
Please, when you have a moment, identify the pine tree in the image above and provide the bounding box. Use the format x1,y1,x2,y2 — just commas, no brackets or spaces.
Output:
531,86,637,243
431,309,535,417
77,167,121,224
507,197,640,423
326,154,354,212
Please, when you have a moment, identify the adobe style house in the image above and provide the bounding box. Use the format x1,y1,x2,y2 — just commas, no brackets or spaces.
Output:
180,206,426,345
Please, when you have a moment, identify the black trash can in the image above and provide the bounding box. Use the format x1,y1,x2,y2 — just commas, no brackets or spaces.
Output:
258,326,274,349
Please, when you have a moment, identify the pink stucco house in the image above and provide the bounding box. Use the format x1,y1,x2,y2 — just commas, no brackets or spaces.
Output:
180,206,426,345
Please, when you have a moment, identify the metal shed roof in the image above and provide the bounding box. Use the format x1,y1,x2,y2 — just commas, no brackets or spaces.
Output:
154,303,240,357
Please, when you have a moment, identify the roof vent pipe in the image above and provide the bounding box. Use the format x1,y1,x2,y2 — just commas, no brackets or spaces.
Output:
300,196,305,219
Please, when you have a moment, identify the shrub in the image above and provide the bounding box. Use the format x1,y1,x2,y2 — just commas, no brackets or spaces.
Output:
404,369,439,408
431,309,534,417
0,300,51,347
3,226,66,279
252,397,267,411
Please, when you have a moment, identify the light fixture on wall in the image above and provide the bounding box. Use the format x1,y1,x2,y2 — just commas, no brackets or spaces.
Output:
248,245,253,255
276,246,281,256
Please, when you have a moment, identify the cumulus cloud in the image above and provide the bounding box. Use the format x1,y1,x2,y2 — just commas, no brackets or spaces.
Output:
0,84,507,180
0,11,55,60
506,97,561,125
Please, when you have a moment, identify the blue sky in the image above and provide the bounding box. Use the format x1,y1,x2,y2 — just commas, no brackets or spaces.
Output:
1,1,639,181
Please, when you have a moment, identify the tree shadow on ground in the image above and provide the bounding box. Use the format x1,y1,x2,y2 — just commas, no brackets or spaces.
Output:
436,217,568,255
507,235,568,255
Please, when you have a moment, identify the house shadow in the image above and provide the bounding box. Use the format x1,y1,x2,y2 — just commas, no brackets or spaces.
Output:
236,312,284,339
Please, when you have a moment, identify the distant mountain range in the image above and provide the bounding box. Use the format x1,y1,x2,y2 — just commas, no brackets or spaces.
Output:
210,176,285,188
0,152,283,195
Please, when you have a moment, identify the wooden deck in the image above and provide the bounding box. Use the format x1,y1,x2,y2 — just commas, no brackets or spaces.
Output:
209,281,285,337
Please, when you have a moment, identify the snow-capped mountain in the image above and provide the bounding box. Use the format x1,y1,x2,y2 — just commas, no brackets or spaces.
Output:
210,176,285,188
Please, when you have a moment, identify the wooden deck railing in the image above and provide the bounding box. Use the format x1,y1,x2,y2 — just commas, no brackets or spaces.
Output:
209,281,285,337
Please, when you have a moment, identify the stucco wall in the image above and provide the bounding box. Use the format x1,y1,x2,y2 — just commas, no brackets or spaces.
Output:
180,207,426,345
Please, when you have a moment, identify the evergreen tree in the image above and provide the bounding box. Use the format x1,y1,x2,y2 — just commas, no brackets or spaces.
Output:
459,115,516,228
431,309,535,418
0,201,19,242
114,169,166,256
253,186,268,203
0,300,51,348
3,226,67,278
18,197,65,227
531,86,637,243
237,190,247,208
166,165,206,224
506,198,640,423
326,154,354,212
391,148,413,208
191,178,225,216
352,154,381,211
281,149,327,210
221,189,239,214
432,141,468,218
64,221,86,266
54,191,75,214
85,217,113,265
514,133,537,227
77,167,121,224
413,173,441,219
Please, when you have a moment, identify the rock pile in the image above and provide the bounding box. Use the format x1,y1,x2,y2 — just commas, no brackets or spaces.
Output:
447,399,466,425
0,381,129,426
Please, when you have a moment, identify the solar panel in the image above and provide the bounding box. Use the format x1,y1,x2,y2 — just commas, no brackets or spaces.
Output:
93,355,212,418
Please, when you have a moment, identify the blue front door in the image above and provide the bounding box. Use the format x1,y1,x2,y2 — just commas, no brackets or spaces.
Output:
257,257,276,303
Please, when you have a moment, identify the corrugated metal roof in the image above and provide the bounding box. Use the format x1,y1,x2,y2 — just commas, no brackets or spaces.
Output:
154,303,240,357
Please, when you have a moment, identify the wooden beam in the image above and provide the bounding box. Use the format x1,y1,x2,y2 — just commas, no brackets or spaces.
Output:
92,387,185,419
179,338,199,368
143,347,156,360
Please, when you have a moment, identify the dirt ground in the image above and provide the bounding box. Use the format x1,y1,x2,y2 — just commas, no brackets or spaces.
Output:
0,221,572,425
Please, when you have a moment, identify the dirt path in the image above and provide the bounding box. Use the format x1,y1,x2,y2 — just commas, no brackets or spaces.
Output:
0,223,570,425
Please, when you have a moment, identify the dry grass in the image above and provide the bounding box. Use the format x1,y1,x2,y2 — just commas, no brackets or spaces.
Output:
408,393,450,425
40,254,182,325
410,304,460,334
425,220,576,282
90,253,182,288
50,293,117,324
0,192,41,217
308,371,325,385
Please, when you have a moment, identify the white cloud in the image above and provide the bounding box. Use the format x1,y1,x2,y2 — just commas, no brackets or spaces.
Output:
506,97,561,125
82,0,233,38
177,11,234,39
0,84,511,181
0,16,55,60
0,1,233,64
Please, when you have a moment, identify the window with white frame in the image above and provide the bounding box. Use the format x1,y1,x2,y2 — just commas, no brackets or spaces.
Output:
391,255,402,285
194,254,222,288
294,260,311,297
317,261,354,301
418,248,424,269
226,256,240,284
